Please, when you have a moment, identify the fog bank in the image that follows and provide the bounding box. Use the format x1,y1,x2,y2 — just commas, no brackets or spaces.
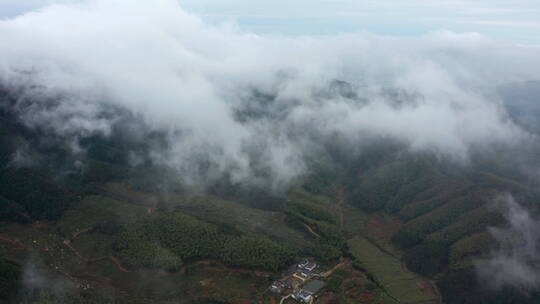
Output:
1,0,539,187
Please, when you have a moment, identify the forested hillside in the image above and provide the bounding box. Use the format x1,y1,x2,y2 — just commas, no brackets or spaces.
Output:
302,140,540,303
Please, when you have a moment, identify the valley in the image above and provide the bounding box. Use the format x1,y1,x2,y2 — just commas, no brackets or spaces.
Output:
1,180,440,304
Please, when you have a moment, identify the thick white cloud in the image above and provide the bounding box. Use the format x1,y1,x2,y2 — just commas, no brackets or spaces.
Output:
0,0,539,187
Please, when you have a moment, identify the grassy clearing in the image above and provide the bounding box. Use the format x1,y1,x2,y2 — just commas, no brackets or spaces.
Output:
186,265,268,302
361,213,404,258
341,205,369,236
55,195,146,236
0,222,65,250
169,195,309,246
372,293,400,304
348,237,439,304
341,203,403,257
72,232,116,257
448,231,494,269
319,262,400,304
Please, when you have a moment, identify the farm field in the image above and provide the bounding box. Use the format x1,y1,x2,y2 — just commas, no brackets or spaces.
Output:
347,237,439,304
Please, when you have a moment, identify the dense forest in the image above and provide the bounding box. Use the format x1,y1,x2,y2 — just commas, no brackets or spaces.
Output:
116,211,296,271
309,142,540,304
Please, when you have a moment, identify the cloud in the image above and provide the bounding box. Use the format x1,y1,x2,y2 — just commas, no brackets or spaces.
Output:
0,0,83,18
463,20,540,28
476,194,540,292
0,0,539,187
20,254,76,301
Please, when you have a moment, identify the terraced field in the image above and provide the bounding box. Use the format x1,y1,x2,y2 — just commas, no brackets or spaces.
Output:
348,237,439,304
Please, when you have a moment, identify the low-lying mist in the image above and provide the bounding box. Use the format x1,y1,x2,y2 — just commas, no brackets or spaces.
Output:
477,194,540,292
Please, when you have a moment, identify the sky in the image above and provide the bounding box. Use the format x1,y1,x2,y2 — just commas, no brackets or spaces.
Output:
1,0,539,43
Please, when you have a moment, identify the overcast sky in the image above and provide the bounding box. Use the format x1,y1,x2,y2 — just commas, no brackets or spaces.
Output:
1,0,539,43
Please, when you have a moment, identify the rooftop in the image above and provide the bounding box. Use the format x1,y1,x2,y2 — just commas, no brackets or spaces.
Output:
292,289,313,303
298,260,318,272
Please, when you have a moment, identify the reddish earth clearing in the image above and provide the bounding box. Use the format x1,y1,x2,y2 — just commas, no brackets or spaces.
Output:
2,222,130,275
317,292,340,304
71,227,94,239
417,281,436,294
362,216,401,241
0,233,27,250
62,239,130,273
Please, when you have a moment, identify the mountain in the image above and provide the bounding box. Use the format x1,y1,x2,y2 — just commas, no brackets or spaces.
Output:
1,82,540,304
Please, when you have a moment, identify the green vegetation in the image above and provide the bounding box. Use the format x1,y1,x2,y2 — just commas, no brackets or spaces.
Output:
219,235,296,270
326,275,343,292
400,206,504,276
284,190,345,261
56,195,145,237
426,206,502,246
2,97,540,304
0,195,29,223
437,268,540,304
348,237,439,303
116,211,220,270
0,168,73,221
117,234,183,271
402,241,448,276
0,258,21,302
341,205,368,237
340,146,540,304
396,182,470,221
350,154,445,213
116,211,295,271
166,194,307,245
285,193,336,224
392,191,489,249
448,232,494,268
305,243,341,262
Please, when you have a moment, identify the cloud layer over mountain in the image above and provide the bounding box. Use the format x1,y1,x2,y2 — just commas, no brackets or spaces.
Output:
1,0,540,187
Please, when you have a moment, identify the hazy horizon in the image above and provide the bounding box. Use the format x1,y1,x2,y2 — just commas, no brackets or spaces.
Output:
1,0,540,44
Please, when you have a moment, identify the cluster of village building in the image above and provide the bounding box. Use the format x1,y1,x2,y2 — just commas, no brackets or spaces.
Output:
269,259,326,303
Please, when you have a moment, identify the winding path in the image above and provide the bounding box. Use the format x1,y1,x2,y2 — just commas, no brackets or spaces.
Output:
0,234,27,250
279,294,291,304
302,222,321,238
62,226,131,273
